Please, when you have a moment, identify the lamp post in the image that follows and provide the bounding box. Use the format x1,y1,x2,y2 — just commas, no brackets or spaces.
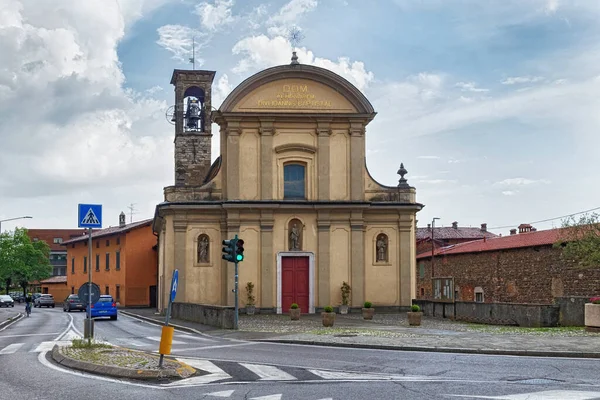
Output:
431,217,440,279
0,216,33,233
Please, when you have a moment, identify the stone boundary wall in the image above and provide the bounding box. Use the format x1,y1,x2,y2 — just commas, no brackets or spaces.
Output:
171,302,235,329
413,300,561,327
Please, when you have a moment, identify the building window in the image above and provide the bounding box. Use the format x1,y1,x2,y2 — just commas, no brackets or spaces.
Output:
71,258,75,274
71,286,75,294
33,237,39,242
96,241,99,248
43,287,48,294
474,287,484,303
419,262,425,278
116,285,121,302
116,251,121,270
83,256,87,273
53,238,63,244
95,254,99,271
116,236,120,245
283,163,306,199
106,239,110,247
105,253,110,270
433,278,454,301
72,244,75,248
375,233,388,263
105,286,109,295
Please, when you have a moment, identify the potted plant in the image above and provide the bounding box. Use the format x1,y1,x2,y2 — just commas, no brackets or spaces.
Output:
407,304,423,326
322,305,335,327
585,296,600,332
245,282,256,315
289,303,300,320
339,281,351,314
362,301,375,320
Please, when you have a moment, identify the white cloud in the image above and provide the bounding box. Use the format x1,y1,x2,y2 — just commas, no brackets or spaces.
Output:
213,73,233,108
502,190,518,196
231,35,374,91
455,81,489,92
194,0,236,32
495,178,551,186
417,156,440,159
418,179,458,184
501,76,544,85
267,0,318,36
156,25,207,65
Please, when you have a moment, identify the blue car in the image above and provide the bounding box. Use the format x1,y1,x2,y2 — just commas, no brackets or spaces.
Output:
89,295,118,320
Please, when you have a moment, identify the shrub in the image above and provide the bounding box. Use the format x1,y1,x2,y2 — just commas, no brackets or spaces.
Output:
323,306,334,313
245,282,255,306
364,301,372,309
411,304,420,312
590,296,600,305
290,303,299,309
341,281,351,305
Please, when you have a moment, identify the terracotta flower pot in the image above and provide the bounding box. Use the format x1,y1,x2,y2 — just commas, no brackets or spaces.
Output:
290,308,300,320
322,312,335,327
362,307,375,320
407,311,423,326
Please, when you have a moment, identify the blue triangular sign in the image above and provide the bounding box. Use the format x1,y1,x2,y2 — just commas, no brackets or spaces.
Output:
81,208,100,225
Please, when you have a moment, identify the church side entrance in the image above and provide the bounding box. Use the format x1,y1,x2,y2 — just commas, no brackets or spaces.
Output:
281,256,309,313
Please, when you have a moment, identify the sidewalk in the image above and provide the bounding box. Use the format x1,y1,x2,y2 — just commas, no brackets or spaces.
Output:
121,308,600,359
0,310,22,330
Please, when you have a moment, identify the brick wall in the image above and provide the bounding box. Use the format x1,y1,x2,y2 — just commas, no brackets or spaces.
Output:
174,133,211,186
416,245,600,304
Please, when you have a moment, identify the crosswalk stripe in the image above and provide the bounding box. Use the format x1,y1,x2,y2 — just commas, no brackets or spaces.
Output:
32,341,72,353
240,363,297,381
308,369,399,381
171,358,232,385
146,336,187,345
0,343,24,354
449,390,600,400
249,395,282,400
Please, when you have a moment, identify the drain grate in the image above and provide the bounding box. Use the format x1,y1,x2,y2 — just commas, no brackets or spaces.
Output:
511,378,564,385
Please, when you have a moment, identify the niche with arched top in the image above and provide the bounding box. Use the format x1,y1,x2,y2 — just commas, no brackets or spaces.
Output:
197,234,210,264
375,233,389,263
288,219,304,251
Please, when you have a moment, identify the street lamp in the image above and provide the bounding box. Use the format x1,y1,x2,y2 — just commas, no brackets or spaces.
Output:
431,217,440,278
0,216,33,233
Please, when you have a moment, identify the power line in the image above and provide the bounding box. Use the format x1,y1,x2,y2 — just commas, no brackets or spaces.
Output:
487,206,600,230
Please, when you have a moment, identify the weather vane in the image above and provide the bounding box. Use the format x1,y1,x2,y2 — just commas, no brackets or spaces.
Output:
288,26,304,51
189,36,196,70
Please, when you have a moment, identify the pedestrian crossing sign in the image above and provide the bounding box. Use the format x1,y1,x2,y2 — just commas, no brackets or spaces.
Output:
78,204,102,228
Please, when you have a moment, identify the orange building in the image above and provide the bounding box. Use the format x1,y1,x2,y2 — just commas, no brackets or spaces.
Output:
39,276,70,304
63,214,158,307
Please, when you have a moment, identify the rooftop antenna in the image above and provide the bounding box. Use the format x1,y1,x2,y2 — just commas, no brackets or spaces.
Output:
189,36,196,70
127,203,138,223
288,26,304,65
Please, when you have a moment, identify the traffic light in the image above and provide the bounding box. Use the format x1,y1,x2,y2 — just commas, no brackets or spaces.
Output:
222,239,236,262
235,239,245,262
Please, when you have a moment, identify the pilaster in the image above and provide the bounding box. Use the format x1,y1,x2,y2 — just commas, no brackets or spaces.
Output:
350,211,365,307
349,123,365,201
225,211,240,306
317,120,331,201
317,211,331,307
398,213,415,306
173,217,187,303
260,119,274,200
260,210,275,308
226,121,241,200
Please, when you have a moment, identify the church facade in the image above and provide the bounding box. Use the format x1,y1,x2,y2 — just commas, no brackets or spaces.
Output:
153,54,423,314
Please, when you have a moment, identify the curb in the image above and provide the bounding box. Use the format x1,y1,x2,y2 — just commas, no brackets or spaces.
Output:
251,339,600,359
120,311,205,336
0,313,23,330
50,344,197,381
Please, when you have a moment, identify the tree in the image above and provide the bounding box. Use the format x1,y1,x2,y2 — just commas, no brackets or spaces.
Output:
554,212,600,269
0,228,52,294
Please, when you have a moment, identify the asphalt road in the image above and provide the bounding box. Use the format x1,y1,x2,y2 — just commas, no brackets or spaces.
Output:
1,306,600,399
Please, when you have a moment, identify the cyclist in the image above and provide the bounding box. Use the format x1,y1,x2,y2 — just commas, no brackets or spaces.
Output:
25,292,33,316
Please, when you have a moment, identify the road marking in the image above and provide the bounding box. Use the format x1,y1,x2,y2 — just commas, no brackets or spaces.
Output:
0,332,61,338
170,342,257,352
240,363,297,381
0,313,23,331
250,395,282,400
167,358,232,385
448,390,600,400
308,369,405,381
206,390,235,397
145,336,187,344
0,343,24,354
33,341,72,352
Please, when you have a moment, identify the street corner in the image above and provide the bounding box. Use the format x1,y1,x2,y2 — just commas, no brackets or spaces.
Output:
49,342,202,382
0,312,23,329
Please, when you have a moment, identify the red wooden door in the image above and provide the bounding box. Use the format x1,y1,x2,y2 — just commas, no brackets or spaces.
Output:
281,256,309,313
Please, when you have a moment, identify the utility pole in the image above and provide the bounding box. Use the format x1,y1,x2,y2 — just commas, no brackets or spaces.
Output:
127,203,137,223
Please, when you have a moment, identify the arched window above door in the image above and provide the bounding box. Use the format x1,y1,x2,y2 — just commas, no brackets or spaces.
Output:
284,163,306,199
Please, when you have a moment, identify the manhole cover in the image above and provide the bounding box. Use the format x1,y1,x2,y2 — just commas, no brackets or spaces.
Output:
334,334,357,337
511,378,563,385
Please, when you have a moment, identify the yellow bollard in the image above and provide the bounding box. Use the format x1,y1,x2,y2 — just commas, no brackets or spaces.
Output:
159,326,175,355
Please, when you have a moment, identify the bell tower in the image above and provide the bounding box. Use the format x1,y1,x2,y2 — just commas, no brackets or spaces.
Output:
170,69,216,186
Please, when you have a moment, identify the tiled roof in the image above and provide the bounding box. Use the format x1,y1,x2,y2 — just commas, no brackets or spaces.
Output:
416,227,498,240
27,229,92,251
40,276,67,284
417,228,563,259
61,219,153,245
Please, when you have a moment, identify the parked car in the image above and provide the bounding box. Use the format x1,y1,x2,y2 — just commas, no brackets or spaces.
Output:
63,294,85,312
89,295,118,320
34,294,55,308
0,295,15,307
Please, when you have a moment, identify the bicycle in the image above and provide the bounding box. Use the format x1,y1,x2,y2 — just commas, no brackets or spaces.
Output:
25,302,31,317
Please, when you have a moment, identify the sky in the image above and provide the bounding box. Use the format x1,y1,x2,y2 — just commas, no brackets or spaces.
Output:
1,0,600,235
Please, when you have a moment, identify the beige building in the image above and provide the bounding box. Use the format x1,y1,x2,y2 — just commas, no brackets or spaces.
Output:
153,53,424,314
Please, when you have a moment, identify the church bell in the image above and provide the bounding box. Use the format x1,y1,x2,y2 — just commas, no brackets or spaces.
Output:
185,97,202,130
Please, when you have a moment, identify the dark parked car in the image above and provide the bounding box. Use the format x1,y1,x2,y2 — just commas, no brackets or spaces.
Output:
89,295,118,320
63,294,85,312
0,295,14,307
34,294,55,308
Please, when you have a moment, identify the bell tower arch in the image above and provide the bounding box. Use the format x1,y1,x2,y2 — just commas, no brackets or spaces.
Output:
171,69,216,186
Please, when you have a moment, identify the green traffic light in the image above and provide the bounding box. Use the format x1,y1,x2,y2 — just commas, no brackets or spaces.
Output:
236,254,244,261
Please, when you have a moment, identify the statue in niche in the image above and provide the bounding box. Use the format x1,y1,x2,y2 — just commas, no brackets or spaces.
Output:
289,222,302,251
197,235,209,263
376,234,388,262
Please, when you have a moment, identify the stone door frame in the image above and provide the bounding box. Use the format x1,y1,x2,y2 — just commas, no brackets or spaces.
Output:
276,251,315,314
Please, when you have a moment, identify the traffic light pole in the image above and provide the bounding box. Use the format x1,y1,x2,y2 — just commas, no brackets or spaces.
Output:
234,260,239,330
